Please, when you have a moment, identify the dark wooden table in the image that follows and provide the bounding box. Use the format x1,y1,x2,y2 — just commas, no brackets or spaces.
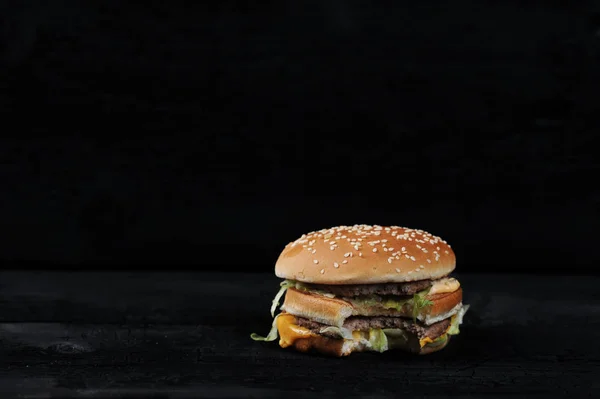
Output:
0,271,598,398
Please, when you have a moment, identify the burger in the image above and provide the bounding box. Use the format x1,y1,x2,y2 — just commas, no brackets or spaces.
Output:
251,224,469,356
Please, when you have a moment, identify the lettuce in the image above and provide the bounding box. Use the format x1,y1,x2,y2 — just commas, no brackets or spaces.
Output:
411,289,434,322
250,314,282,342
368,328,389,352
319,326,354,340
292,281,335,298
446,304,469,336
270,281,294,317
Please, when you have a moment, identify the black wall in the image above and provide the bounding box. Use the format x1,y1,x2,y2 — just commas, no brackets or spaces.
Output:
1,1,598,274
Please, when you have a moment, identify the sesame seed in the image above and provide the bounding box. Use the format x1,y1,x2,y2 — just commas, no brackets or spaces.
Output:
444,250,449,254
387,258,392,263
342,260,348,264
383,248,388,252
313,260,319,264
311,249,316,254
410,256,416,261
333,262,339,268
395,268,401,272
388,247,394,251
330,246,335,250
359,252,363,257
381,239,388,243
344,252,351,258
419,265,424,269
354,245,360,250
372,248,378,252
320,269,325,274
427,259,431,263
401,247,406,252
416,244,421,249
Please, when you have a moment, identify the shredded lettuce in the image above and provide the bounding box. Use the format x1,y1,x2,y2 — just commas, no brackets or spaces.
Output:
291,281,335,298
270,281,294,317
319,326,354,340
252,282,294,341
368,328,389,352
447,304,469,335
411,288,434,322
250,314,282,342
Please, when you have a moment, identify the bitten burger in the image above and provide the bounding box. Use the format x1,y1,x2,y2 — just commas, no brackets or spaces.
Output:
252,224,469,357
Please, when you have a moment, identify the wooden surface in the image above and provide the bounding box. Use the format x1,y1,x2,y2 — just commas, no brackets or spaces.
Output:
0,271,599,398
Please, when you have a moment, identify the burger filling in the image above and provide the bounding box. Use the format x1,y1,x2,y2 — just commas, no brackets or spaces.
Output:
252,276,469,354
295,315,451,340
299,279,433,297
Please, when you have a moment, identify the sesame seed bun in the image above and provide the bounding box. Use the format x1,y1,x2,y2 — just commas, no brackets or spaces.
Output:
275,225,456,284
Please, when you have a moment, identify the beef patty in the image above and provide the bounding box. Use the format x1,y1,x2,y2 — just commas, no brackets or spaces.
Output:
302,279,433,297
295,316,451,340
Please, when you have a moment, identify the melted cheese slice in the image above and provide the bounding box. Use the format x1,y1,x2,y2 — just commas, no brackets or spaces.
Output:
276,313,316,347
428,277,460,295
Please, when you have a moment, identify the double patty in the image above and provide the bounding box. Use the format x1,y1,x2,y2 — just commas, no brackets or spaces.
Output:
294,278,452,341
295,316,451,340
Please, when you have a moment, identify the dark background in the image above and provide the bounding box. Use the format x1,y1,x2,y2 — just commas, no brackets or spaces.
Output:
1,0,598,274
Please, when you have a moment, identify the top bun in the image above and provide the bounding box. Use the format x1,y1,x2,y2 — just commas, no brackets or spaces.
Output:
275,225,455,284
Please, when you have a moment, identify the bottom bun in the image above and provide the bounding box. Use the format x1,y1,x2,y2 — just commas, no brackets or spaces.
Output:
276,313,451,357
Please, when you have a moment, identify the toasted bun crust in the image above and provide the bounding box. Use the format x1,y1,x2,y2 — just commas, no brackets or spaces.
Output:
282,288,354,327
282,287,463,327
275,225,455,284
